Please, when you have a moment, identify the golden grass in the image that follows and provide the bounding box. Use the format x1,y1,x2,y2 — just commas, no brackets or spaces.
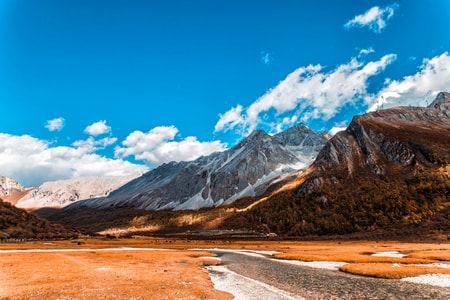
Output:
271,240,450,279
0,248,232,299
405,250,450,261
340,263,450,279
1,238,450,283
237,168,314,212
276,252,432,264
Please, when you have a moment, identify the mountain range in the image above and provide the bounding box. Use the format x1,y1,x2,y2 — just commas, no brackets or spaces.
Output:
15,173,142,209
64,123,326,211
1,92,449,240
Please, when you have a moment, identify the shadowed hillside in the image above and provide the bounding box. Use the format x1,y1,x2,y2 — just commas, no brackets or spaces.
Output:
0,199,78,239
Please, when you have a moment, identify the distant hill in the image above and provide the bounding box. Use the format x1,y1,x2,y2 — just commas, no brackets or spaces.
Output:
0,176,30,205
16,173,141,209
0,199,78,239
247,92,450,236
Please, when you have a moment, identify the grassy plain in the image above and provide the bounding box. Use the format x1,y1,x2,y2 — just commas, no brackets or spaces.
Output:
1,238,450,299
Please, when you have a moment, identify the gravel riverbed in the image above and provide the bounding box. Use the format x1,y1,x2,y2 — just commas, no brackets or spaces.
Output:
209,250,450,300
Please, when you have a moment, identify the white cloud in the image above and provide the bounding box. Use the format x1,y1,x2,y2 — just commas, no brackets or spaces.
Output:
260,51,273,65
215,50,397,135
358,47,375,58
84,120,111,136
72,136,118,152
45,117,65,132
369,51,450,111
214,105,244,133
115,125,227,167
344,3,399,33
0,133,147,187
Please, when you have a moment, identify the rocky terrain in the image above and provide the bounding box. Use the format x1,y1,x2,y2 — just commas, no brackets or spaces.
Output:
248,92,450,236
67,123,326,211
0,176,31,206
304,91,450,192
0,176,26,197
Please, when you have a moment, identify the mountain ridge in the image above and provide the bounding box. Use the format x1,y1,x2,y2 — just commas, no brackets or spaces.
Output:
66,123,326,211
248,92,450,236
15,173,142,209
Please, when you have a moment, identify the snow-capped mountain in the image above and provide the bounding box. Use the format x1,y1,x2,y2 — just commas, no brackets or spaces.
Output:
16,173,141,209
0,176,26,197
69,123,326,211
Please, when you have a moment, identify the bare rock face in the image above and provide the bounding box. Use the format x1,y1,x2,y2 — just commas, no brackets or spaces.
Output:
303,92,450,192
0,176,25,197
69,124,327,211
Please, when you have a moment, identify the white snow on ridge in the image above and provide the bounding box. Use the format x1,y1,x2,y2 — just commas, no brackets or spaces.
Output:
16,173,141,208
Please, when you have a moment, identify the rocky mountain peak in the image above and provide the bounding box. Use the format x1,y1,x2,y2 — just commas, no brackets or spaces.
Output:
429,91,450,110
0,176,25,197
305,91,450,192
15,173,141,209
67,123,327,211
274,123,326,148
235,130,273,149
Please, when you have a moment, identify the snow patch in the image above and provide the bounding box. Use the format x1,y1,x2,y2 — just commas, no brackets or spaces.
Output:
198,248,279,258
173,189,215,210
273,259,346,271
198,256,222,261
402,274,450,287
371,251,405,258
205,265,303,300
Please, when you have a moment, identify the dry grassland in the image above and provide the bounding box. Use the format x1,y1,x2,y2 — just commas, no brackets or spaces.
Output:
340,263,450,279
1,238,450,299
0,240,231,300
272,240,450,279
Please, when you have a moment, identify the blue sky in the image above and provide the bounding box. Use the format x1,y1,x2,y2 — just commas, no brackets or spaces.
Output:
1,0,449,186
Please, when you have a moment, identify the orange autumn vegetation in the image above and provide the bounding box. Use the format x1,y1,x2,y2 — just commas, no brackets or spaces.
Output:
272,240,450,279
340,263,450,279
0,246,230,300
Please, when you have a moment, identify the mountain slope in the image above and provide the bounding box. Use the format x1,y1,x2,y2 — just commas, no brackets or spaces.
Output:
0,199,78,239
15,173,141,209
0,176,25,196
248,92,450,236
68,124,326,211
0,176,31,205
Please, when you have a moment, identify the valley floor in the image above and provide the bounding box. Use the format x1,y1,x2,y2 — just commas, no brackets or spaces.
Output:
1,238,450,299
